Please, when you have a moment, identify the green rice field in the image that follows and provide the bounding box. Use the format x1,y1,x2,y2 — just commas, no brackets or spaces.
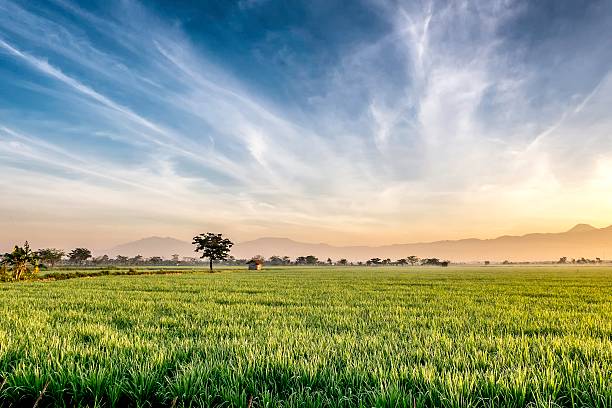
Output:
0,267,610,407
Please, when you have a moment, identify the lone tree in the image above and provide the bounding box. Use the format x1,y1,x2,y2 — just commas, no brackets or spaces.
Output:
68,248,92,265
192,232,234,272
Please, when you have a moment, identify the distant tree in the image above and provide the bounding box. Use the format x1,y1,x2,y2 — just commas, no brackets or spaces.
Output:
421,258,450,267
558,257,567,264
68,248,92,265
192,232,234,272
397,258,407,266
407,255,420,266
149,256,163,265
484,261,490,266
171,254,180,263
295,256,307,265
268,255,284,266
92,255,110,265
596,257,602,264
326,257,333,265
1,242,40,281
338,258,348,266
502,260,510,265
282,256,291,265
115,255,129,265
36,248,64,267
305,255,318,265
367,258,381,266
128,255,143,265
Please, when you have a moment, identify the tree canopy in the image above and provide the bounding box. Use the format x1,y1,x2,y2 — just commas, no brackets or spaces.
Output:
192,233,234,272
68,248,92,265
36,248,64,267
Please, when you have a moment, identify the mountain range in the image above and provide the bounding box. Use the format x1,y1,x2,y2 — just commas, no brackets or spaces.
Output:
104,224,612,262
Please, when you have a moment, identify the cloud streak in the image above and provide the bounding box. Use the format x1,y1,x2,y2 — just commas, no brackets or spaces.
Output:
0,0,611,250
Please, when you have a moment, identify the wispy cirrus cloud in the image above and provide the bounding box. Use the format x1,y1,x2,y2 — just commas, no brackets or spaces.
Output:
0,0,611,250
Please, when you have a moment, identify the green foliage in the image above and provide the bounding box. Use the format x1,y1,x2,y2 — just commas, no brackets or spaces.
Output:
305,255,318,264
0,263,9,282
68,248,92,265
192,232,233,271
36,248,65,267
0,241,41,281
0,267,610,407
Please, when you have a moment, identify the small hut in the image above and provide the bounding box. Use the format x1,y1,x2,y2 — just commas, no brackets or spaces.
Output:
247,258,263,270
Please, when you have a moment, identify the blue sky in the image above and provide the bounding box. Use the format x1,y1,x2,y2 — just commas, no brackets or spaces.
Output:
1,0,612,250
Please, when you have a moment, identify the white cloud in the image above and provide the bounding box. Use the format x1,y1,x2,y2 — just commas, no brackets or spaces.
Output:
1,0,611,247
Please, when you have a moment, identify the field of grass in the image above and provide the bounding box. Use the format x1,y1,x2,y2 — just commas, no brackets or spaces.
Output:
0,266,610,407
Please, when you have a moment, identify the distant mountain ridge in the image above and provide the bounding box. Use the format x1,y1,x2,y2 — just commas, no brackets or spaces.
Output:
103,224,612,262
106,237,194,258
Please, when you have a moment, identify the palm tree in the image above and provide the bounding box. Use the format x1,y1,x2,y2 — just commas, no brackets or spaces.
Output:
1,242,41,281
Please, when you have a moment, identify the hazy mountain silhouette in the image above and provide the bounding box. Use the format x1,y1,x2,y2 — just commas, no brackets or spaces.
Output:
104,224,612,262
106,237,195,258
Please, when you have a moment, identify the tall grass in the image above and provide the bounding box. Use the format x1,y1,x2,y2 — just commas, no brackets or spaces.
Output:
0,267,610,407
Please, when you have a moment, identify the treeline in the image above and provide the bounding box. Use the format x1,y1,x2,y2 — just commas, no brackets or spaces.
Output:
556,256,603,264
5,236,607,282
2,242,452,271
8,247,212,268
241,255,450,267
0,242,200,281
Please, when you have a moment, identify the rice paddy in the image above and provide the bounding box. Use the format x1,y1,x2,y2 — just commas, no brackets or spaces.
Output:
0,266,610,407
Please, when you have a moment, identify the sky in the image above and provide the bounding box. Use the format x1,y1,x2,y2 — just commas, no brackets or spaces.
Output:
1,0,612,251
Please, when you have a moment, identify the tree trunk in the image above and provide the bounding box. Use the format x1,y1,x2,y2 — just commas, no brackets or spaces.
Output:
209,258,213,273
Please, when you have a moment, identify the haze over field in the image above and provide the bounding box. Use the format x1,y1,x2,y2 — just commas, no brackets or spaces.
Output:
1,0,612,249
97,223,612,262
